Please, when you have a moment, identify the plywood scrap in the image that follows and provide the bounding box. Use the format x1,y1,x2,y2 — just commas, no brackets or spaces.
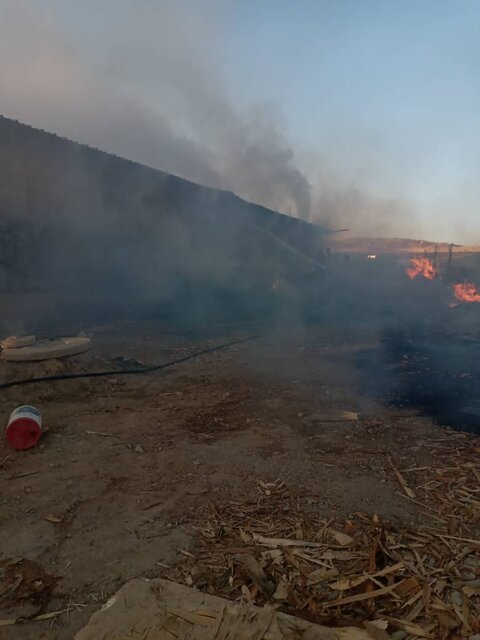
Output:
74,578,382,639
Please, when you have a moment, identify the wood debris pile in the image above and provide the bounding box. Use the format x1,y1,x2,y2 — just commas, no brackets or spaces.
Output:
165,441,480,639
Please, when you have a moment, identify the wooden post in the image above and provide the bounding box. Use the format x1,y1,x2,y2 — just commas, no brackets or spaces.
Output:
447,243,453,270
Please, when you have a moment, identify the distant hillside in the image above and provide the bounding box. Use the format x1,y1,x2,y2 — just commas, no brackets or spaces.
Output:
330,236,479,255
0,116,329,322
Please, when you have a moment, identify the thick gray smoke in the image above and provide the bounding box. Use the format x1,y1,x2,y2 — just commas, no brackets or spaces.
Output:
311,183,417,239
0,0,311,218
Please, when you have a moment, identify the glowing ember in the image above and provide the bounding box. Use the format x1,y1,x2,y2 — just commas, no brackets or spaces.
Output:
406,257,438,280
453,282,480,303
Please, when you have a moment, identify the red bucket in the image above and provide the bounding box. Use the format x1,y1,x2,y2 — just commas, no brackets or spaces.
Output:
6,405,42,450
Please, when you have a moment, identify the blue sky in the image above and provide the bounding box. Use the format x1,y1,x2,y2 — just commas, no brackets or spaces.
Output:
227,1,480,225
4,0,480,242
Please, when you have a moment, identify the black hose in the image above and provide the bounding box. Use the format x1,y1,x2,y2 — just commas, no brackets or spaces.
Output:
0,334,261,391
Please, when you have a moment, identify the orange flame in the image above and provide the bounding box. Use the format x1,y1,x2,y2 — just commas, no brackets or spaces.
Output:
453,282,480,303
406,257,438,280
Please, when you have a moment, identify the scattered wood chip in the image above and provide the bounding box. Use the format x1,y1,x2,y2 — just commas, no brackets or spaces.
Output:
272,575,289,600
462,582,480,597
161,450,480,638
329,528,354,546
239,529,251,544
363,620,392,640
0,608,70,627
342,411,359,421
387,617,434,638
329,575,368,591
252,534,325,548
8,470,41,480
323,580,405,608
306,567,339,585
45,514,62,524
321,549,364,561
388,456,416,498
85,430,115,437
0,619,17,627
242,555,273,596
393,576,420,596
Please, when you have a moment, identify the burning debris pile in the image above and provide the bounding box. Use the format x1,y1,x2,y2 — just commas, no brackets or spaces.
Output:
453,283,480,304
164,435,480,639
405,256,480,305
406,257,438,281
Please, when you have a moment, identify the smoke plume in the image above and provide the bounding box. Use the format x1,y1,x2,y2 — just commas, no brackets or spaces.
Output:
0,0,311,218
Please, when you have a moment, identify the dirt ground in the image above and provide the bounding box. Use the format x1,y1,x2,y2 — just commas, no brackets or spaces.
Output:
0,324,477,638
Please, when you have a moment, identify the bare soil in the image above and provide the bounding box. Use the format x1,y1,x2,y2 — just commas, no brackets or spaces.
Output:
0,324,475,638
